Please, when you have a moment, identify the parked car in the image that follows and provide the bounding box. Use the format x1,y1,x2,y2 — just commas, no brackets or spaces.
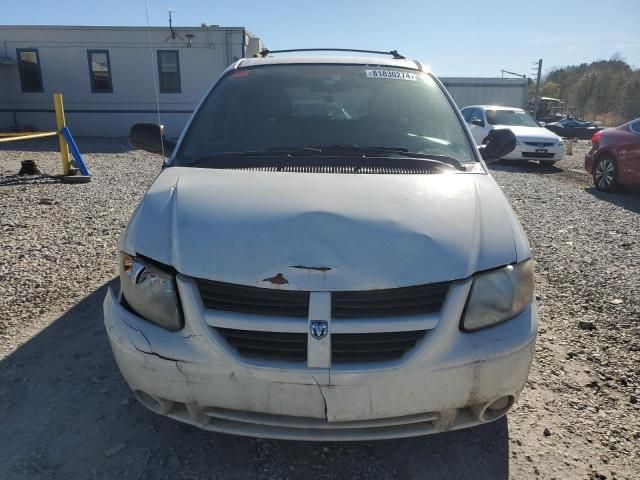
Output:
105,51,537,441
545,117,603,140
461,105,565,165
585,118,640,192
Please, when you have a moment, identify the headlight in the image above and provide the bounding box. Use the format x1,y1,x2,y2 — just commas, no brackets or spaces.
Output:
119,252,182,331
462,259,534,331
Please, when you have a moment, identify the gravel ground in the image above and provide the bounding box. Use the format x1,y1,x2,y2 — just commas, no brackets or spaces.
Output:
0,139,159,354
0,139,639,479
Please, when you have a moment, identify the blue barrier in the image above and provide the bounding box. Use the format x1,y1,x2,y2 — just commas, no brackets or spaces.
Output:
60,127,91,177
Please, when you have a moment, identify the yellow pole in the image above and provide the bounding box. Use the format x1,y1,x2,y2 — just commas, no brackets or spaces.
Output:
0,132,57,143
0,131,56,137
53,93,71,175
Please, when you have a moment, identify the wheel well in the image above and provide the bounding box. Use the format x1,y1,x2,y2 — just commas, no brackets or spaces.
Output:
591,150,617,174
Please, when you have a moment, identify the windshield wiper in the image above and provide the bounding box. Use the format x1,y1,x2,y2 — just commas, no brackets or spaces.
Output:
317,144,466,171
265,146,323,154
184,145,466,171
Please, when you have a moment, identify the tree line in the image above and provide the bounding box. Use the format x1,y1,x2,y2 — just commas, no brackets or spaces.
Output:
532,59,640,125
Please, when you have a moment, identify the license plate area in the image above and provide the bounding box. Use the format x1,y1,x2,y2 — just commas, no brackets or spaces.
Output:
535,148,548,153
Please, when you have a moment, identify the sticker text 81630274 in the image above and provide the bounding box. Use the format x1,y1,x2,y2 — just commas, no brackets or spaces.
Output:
366,70,417,81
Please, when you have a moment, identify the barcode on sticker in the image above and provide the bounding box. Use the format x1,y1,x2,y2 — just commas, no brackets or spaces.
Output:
366,70,417,81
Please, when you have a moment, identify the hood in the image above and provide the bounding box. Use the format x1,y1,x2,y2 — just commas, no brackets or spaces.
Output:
121,167,527,291
495,125,560,142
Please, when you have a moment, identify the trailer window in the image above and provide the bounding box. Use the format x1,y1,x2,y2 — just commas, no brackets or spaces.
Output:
157,50,181,93
17,49,43,93
87,50,113,93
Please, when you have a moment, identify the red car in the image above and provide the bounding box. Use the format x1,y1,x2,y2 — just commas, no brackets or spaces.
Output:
585,118,640,192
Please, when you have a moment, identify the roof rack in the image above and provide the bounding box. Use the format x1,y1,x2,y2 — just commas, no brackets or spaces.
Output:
255,48,406,60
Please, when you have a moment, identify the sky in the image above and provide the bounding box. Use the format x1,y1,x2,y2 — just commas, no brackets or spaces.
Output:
3,0,640,78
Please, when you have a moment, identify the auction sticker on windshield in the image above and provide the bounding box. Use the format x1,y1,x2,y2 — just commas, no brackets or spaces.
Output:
366,70,417,81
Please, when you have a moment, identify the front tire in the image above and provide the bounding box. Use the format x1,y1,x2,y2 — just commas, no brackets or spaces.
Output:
593,156,618,192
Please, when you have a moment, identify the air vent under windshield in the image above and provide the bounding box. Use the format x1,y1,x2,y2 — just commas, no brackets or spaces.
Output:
226,165,440,174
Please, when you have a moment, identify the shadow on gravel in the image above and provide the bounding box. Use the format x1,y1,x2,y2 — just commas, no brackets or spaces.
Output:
585,187,640,214
0,137,133,154
0,173,63,187
0,280,510,480
489,160,562,174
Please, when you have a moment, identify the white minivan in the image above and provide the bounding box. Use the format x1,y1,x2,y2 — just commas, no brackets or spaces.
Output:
103,50,537,441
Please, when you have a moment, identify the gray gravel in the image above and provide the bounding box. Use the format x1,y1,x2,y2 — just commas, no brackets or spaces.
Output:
491,141,640,479
0,138,160,354
0,139,639,479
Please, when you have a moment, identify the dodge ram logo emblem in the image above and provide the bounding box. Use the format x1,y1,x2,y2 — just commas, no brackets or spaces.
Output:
310,321,328,340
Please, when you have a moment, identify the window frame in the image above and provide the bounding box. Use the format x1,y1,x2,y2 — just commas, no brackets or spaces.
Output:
157,50,181,94
86,49,113,93
16,48,44,93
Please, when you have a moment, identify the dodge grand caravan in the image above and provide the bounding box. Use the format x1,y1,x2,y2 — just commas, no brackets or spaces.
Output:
103,50,537,441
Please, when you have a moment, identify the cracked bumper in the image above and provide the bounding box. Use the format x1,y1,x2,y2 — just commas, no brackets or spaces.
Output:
103,284,537,441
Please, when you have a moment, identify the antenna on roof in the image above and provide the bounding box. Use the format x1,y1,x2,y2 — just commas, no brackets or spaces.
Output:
165,6,184,42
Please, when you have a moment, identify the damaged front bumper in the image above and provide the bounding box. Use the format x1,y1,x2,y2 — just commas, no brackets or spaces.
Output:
103,277,537,441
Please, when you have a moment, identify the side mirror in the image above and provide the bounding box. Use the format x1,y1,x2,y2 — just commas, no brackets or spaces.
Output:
538,121,546,127
479,128,516,163
129,123,177,157
471,118,484,127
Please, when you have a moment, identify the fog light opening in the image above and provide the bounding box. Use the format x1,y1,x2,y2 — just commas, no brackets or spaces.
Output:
134,390,174,415
481,395,514,422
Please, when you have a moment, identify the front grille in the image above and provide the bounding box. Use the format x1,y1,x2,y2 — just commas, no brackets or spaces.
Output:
199,279,446,365
197,278,309,317
332,282,449,317
522,152,555,159
332,331,426,363
216,328,307,362
524,141,554,147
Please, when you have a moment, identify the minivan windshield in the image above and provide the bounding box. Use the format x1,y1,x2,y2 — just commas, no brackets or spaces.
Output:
486,110,540,128
175,64,477,166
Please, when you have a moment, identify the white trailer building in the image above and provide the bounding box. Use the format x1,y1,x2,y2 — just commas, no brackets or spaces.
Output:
1,26,527,137
0,25,263,136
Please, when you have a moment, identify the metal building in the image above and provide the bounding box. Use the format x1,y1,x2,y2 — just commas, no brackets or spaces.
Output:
0,25,263,136
441,77,529,110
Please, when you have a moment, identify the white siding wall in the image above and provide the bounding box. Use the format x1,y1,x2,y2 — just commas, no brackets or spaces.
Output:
0,26,261,136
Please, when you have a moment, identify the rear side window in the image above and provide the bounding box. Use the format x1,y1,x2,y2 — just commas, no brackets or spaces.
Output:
157,50,181,93
17,49,43,93
87,50,113,93
461,108,472,122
